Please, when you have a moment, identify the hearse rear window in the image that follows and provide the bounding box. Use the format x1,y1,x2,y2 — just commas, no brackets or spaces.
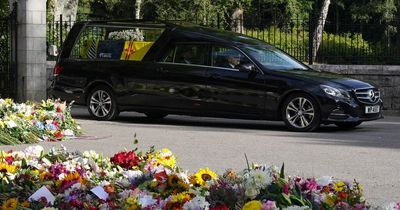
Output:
70,26,164,61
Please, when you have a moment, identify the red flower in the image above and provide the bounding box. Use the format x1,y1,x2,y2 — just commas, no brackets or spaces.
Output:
56,106,62,113
110,151,140,169
338,191,348,199
4,156,14,164
210,204,230,210
55,131,63,139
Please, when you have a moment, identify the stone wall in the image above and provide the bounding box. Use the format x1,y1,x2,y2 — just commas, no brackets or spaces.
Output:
311,65,400,112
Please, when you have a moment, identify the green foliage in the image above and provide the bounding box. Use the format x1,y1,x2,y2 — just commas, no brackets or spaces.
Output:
245,26,375,64
0,0,9,17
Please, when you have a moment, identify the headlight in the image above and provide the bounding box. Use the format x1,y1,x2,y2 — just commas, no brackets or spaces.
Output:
320,85,351,99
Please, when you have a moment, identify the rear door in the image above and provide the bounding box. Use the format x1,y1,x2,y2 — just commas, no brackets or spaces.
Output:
144,43,210,112
205,45,266,116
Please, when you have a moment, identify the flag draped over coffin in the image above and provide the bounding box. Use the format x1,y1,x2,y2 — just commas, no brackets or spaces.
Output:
120,41,154,61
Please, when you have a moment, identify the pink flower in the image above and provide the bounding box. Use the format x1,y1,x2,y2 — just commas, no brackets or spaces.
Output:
261,200,277,210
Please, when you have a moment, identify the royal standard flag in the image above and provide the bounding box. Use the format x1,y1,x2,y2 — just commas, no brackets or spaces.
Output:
120,41,154,61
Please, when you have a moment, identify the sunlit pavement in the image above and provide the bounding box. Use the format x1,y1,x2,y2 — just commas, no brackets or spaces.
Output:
2,105,400,204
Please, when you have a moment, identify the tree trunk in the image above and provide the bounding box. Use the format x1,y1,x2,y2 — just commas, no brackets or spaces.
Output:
231,8,243,33
53,0,79,21
311,0,330,62
135,0,142,20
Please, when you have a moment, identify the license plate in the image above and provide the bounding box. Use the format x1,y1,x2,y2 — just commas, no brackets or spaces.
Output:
365,105,380,114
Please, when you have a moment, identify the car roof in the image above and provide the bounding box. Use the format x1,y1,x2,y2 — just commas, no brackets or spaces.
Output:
80,20,267,47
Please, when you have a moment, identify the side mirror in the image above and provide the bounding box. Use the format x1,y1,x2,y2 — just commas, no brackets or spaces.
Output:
48,45,59,57
238,63,256,72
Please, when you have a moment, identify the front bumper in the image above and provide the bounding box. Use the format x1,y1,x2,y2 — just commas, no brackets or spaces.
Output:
321,96,383,124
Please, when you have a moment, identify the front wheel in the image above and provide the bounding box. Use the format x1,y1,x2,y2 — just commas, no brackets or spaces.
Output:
282,93,321,132
87,86,119,121
334,122,362,129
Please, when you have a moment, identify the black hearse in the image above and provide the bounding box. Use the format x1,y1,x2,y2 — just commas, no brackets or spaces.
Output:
49,21,383,131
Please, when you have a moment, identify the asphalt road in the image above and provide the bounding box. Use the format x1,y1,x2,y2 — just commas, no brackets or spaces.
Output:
2,106,400,205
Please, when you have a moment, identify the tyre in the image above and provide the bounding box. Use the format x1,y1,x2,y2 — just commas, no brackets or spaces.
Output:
87,85,119,121
145,112,168,119
282,93,321,132
334,121,362,129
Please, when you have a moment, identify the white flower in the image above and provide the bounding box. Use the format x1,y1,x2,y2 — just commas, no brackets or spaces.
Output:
83,150,100,159
24,145,44,158
118,189,135,199
177,171,190,184
282,206,311,210
316,176,333,186
123,170,143,182
183,196,210,210
5,120,17,128
62,129,74,137
244,183,260,199
116,177,131,188
138,194,157,208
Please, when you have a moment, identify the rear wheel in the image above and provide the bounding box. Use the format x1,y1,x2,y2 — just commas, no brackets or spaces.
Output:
334,121,362,129
87,85,119,121
145,112,168,119
282,93,321,132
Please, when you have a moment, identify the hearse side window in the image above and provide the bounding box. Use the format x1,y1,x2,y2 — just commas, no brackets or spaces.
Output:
70,26,164,61
162,44,208,66
212,46,251,70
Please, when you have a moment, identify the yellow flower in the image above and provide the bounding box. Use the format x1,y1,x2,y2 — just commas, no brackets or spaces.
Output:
356,183,363,192
0,163,17,174
155,148,176,169
56,171,86,187
21,201,30,208
2,198,18,210
0,120,5,129
192,168,218,186
242,200,262,210
171,192,191,203
334,181,345,192
5,99,13,105
126,197,139,210
324,194,336,207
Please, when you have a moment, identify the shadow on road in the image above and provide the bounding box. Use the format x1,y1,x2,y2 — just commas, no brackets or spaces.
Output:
72,106,400,149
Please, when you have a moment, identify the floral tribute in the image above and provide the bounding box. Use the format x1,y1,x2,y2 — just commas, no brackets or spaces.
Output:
108,29,144,41
0,143,398,210
0,98,82,145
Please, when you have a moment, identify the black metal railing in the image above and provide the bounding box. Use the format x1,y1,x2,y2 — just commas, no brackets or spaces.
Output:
47,12,400,65
0,3,17,99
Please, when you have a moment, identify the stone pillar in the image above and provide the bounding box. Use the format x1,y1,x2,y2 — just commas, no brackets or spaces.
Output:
10,0,47,101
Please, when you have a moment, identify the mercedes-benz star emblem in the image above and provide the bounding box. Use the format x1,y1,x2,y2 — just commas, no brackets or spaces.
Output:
368,90,375,101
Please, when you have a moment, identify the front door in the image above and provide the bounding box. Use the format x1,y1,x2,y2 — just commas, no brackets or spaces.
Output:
205,45,266,117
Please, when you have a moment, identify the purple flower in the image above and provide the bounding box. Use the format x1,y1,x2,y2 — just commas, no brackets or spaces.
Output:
261,200,277,210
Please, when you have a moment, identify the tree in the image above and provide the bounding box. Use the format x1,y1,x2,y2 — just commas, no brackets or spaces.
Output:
48,0,79,21
311,0,331,62
135,0,142,19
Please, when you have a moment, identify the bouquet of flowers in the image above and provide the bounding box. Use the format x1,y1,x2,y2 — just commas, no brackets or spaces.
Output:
0,98,82,145
108,29,144,41
0,142,398,210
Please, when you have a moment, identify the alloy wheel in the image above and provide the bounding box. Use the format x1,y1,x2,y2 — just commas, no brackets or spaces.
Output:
285,97,315,129
89,90,112,118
